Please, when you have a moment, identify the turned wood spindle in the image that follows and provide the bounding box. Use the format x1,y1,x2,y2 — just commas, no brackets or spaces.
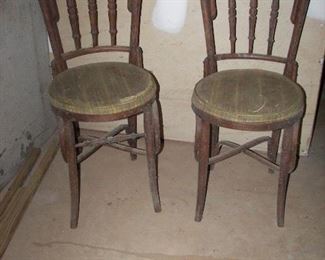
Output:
66,0,81,49
88,0,99,47
267,0,280,55
107,0,117,45
248,0,258,54
228,0,237,53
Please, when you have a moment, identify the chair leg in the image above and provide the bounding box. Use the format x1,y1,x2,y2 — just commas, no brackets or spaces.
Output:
63,119,80,229
144,104,161,213
195,118,211,222
194,115,202,161
267,129,281,173
127,116,138,160
152,100,162,154
277,121,300,227
73,121,83,155
58,117,67,162
210,125,220,170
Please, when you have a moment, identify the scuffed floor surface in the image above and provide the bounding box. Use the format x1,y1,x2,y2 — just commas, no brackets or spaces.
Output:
3,104,325,259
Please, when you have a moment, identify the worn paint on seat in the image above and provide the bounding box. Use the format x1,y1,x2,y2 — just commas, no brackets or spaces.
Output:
49,62,157,115
192,69,305,124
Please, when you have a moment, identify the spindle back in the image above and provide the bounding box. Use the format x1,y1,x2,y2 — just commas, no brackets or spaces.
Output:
201,0,310,81
39,0,143,75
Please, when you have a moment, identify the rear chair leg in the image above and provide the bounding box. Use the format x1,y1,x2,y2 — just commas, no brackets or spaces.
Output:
64,119,80,229
195,118,211,222
58,117,67,162
127,115,138,160
144,104,161,212
268,129,281,173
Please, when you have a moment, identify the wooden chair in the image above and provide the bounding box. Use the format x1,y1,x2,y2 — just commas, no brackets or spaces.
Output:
39,0,162,228
192,0,310,227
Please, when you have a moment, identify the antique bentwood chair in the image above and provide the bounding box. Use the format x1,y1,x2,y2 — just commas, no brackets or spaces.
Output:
192,0,310,226
39,0,162,228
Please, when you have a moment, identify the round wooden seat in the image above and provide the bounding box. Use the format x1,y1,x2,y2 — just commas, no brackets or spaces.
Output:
192,69,305,124
49,62,157,115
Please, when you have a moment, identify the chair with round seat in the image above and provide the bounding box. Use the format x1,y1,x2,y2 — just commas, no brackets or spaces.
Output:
193,0,310,227
39,0,162,228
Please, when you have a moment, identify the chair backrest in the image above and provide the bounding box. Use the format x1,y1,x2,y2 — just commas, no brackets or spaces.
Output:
200,0,310,81
39,0,143,75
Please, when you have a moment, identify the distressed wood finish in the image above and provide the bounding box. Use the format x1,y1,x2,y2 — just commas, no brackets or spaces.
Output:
228,0,237,53
210,0,217,19
66,0,81,49
38,0,162,228
108,0,117,45
144,105,162,213
267,129,281,173
194,0,310,226
88,0,99,47
284,0,310,81
248,0,258,54
195,118,210,222
267,0,280,55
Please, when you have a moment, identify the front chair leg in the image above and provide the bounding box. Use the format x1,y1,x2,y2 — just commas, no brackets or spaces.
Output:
144,104,161,213
58,117,67,162
127,115,138,160
64,119,80,229
277,121,300,227
195,118,211,222
267,129,281,173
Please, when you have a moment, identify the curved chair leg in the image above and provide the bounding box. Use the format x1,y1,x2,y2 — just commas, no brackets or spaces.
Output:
267,129,281,173
73,121,82,155
58,117,67,162
277,121,300,227
144,104,161,213
210,125,220,170
195,118,211,222
64,119,80,229
194,116,202,161
127,116,138,160
152,100,162,154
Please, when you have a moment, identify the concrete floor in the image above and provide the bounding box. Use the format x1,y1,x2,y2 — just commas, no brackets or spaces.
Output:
3,101,325,259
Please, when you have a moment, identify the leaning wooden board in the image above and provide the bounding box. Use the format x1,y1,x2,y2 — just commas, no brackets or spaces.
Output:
0,148,41,216
0,137,59,258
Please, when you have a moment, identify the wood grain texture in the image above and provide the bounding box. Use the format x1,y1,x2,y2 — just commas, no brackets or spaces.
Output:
195,119,210,222
144,105,161,213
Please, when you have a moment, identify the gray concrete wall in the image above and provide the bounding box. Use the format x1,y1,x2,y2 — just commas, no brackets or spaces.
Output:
0,0,56,189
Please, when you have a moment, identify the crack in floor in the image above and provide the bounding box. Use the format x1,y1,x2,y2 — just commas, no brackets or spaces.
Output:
33,241,225,260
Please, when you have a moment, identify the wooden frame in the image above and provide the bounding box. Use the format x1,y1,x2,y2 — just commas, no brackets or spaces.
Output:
39,0,162,228
194,0,310,227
